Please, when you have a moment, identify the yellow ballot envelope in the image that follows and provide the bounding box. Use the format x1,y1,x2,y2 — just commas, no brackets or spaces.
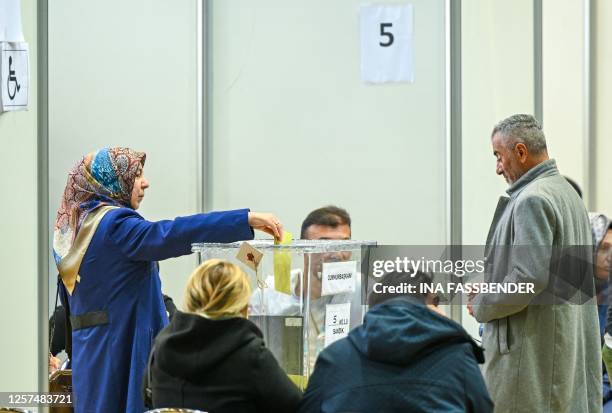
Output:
274,231,293,294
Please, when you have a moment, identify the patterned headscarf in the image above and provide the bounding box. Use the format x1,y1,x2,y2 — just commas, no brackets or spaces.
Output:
590,212,612,252
53,147,146,264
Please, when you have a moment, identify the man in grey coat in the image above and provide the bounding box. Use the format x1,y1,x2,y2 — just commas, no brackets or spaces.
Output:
469,114,601,413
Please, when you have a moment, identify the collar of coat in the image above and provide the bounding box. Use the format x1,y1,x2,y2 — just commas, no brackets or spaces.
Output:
506,158,558,198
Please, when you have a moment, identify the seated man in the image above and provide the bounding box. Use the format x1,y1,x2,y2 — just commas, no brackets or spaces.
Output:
298,270,494,413
250,205,360,321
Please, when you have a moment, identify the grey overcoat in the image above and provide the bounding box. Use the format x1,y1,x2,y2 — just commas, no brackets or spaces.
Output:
473,159,602,413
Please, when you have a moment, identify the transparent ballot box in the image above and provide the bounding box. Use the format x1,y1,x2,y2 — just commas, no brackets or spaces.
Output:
192,239,375,389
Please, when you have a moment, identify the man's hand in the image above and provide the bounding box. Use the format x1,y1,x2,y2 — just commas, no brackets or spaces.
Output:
248,212,284,240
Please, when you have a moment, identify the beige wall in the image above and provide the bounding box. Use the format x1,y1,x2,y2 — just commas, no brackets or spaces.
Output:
0,0,39,392
461,0,534,336
542,0,612,216
48,0,201,309
462,0,535,245
209,0,448,245
542,0,586,195
594,0,612,216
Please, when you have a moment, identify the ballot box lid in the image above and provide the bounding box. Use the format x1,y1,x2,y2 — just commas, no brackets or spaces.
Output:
192,239,376,253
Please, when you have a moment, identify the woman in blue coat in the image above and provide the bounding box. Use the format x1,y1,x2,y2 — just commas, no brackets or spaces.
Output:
53,147,283,413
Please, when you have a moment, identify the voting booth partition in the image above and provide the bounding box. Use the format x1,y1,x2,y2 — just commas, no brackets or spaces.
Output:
192,240,375,389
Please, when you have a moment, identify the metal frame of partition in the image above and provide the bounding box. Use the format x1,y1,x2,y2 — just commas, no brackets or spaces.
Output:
200,0,211,212
196,0,204,213
534,0,543,125
38,0,50,396
446,0,462,324
584,0,595,210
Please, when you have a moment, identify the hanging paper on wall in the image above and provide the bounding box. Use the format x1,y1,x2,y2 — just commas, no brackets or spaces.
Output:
0,0,28,112
0,0,25,42
360,4,414,84
0,42,29,112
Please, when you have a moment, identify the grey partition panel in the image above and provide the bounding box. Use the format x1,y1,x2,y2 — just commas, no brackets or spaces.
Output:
209,0,448,245
461,0,535,337
0,0,40,394
48,0,201,313
542,0,589,204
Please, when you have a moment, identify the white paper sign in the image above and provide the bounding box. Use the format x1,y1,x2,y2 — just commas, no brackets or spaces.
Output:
321,260,357,296
0,0,25,42
325,302,351,347
360,4,414,84
1,42,29,112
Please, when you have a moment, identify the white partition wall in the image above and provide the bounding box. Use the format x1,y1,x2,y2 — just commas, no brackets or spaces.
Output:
594,0,612,216
41,0,609,350
48,0,201,309
461,0,535,245
208,0,448,245
542,0,587,196
461,0,535,337
0,0,39,393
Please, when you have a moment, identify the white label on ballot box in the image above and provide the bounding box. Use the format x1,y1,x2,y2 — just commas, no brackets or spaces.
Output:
321,260,357,296
325,302,351,347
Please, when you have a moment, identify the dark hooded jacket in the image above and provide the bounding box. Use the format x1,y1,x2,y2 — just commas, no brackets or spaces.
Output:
590,213,612,336
146,310,301,413
298,297,493,413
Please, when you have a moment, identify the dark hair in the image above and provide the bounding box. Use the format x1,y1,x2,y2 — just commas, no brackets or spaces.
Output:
300,205,351,238
564,176,583,199
368,270,434,307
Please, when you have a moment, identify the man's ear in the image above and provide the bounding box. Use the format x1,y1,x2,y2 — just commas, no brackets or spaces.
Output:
515,142,529,163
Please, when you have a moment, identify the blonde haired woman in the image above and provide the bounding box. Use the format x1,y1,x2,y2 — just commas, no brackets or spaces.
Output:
147,259,302,413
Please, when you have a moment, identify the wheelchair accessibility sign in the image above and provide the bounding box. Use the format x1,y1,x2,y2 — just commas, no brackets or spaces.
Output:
1,42,29,112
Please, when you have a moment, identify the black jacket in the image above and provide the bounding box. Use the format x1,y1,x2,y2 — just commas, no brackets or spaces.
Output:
49,305,67,357
298,297,493,413
147,310,301,413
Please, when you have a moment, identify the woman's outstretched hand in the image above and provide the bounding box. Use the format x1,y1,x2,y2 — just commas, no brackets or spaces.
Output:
248,212,284,241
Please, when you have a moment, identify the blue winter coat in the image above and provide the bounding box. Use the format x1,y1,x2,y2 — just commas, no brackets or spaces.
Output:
298,297,493,413
66,207,253,413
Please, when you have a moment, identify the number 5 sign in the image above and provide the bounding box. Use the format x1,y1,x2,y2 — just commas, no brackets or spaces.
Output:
360,4,414,84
